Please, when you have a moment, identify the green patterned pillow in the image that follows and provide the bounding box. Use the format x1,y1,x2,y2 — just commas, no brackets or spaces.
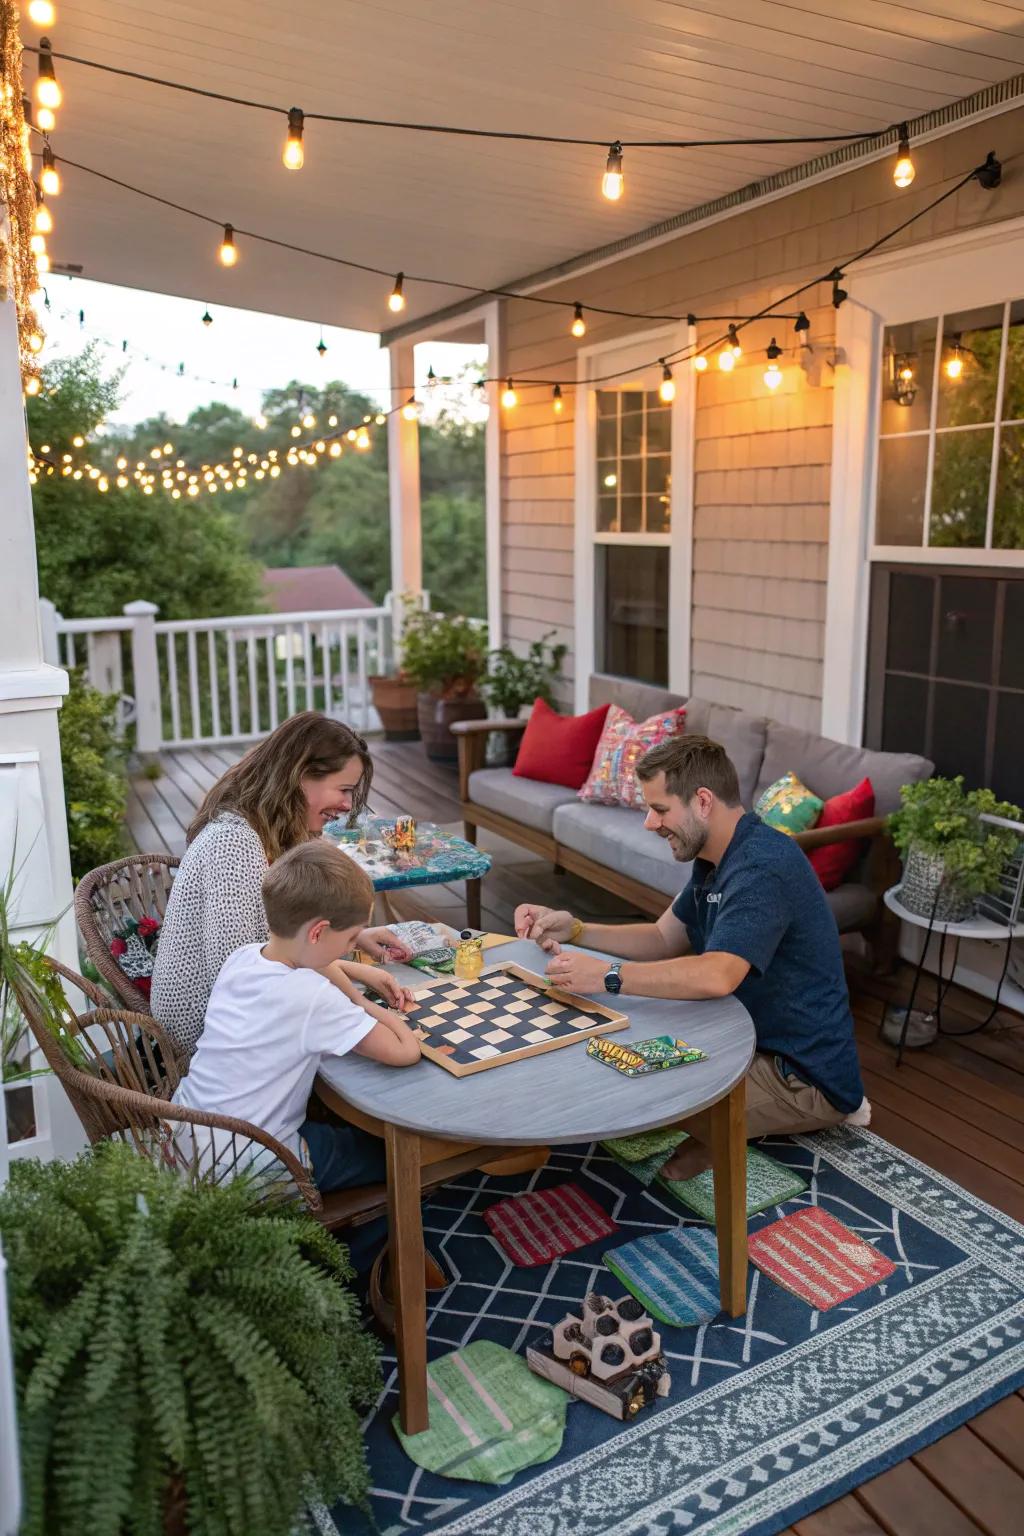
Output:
755,771,823,837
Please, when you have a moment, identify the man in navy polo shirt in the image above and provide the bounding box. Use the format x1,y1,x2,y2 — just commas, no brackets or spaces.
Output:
513,734,869,1181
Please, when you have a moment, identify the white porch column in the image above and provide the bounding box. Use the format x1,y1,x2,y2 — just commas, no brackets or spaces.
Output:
0,271,83,1162
387,339,422,604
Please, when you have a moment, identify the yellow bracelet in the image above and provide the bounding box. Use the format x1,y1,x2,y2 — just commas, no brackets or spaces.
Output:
568,917,585,945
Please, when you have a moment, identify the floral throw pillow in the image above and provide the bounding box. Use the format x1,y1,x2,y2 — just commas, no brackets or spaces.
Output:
110,915,161,998
755,771,823,837
578,704,688,809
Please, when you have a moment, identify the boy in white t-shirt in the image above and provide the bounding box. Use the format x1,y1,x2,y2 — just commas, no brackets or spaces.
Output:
174,840,421,1191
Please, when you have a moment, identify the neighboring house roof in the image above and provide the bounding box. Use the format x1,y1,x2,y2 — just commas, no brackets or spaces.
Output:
262,565,374,613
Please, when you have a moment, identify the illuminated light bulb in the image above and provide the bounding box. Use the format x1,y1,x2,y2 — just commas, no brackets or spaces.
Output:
363,414,372,423
268,449,278,460
116,475,128,488
893,124,915,189
254,412,267,429
163,442,172,454
28,472,38,485
302,411,316,428
72,469,82,480
269,464,281,477
40,443,50,453
188,482,199,495
728,324,742,358
25,375,41,396
28,331,43,353
98,478,109,493
355,427,370,449
327,413,338,426
315,439,326,453
36,105,55,132
41,146,60,196
553,384,564,414
35,250,50,273
346,428,357,442
207,483,217,494
61,465,71,476
571,303,586,339
290,424,301,437
283,106,304,170
287,451,299,465
150,447,162,459
945,340,964,381
658,362,676,403
232,446,243,458
72,434,84,447
401,396,419,421
374,413,386,425
247,453,257,463
35,39,61,111
225,480,234,490
692,354,708,372
602,141,624,201
176,471,186,482
34,201,53,235
29,1,57,24
603,473,617,488
88,467,99,479
329,441,342,457
718,347,735,372
219,224,238,266
763,338,783,390
254,468,265,479
62,452,72,462
171,487,181,499
30,231,46,255
501,378,518,409
388,273,406,313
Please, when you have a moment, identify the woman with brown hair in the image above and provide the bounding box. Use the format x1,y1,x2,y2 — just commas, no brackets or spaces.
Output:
151,712,413,1058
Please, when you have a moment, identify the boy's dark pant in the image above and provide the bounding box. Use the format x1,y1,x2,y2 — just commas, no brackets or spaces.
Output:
299,1118,387,1192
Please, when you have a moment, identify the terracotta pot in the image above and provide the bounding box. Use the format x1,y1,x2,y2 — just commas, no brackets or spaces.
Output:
370,675,420,741
417,691,487,761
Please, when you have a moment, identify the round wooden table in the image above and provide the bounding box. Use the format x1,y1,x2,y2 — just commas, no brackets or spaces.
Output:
316,936,756,1434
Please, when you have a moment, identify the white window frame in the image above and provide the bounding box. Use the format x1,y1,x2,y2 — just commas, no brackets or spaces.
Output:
573,321,694,712
823,216,1024,745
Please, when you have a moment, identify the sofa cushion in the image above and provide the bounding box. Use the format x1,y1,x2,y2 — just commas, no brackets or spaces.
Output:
682,697,768,807
588,673,687,721
825,881,877,932
755,721,933,817
553,801,687,898
512,698,610,790
809,777,876,891
467,768,576,835
578,704,688,808
755,771,824,836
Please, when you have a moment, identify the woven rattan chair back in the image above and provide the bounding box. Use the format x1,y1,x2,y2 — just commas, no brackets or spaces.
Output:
74,853,179,1013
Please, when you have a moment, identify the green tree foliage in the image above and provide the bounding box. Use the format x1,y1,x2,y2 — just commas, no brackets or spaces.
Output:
57,669,128,880
1,1142,380,1536
28,349,265,620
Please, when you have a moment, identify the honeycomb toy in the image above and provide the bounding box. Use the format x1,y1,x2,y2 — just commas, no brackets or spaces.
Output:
527,1291,671,1419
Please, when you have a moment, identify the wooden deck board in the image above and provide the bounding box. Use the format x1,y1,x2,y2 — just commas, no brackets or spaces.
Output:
125,740,1024,1535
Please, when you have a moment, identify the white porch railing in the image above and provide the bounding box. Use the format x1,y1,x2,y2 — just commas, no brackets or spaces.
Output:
40,596,401,750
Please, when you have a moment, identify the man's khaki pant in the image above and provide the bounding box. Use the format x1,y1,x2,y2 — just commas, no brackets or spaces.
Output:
744,1053,847,1139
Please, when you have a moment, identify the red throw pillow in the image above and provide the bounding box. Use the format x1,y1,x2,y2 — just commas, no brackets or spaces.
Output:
512,698,611,790
808,777,876,891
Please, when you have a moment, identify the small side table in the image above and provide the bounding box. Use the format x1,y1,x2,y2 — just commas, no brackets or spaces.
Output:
881,886,1019,1064
326,817,492,928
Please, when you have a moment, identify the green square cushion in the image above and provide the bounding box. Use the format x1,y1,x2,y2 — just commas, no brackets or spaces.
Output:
755,771,823,837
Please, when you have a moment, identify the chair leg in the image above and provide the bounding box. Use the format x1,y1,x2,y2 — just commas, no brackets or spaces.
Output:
385,1125,429,1435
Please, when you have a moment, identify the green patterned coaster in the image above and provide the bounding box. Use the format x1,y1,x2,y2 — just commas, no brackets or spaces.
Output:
394,1340,567,1485
602,1127,689,1164
657,1146,807,1221
604,1140,678,1187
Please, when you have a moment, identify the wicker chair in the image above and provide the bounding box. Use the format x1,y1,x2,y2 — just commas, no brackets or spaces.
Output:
18,958,392,1226
74,853,180,1014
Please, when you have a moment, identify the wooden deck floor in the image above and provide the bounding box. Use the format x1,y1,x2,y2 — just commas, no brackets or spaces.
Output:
128,742,1024,1536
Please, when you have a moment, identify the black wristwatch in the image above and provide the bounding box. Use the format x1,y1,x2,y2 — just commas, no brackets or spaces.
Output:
604,962,623,995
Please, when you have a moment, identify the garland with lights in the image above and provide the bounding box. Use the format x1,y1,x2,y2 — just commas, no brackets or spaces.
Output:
0,0,45,387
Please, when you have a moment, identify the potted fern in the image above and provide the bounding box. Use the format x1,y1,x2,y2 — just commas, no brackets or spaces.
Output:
0,1143,380,1536
889,776,1021,923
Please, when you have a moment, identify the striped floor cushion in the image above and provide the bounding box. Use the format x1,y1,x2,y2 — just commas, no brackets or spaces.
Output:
483,1182,617,1266
749,1206,897,1309
393,1340,567,1484
658,1146,807,1221
603,1227,721,1326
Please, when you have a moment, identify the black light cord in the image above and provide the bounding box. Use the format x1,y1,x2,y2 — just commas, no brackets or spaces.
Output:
22,44,898,151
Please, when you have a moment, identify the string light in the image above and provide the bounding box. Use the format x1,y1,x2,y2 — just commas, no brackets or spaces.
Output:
501,378,518,408
218,223,238,266
316,332,327,357
388,273,406,313
283,106,304,170
28,1,57,23
692,353,708,372
831,272,848,308
201,308,213,326
35,38,61,111
34,197,53,235
402,396,419,421
727,324,742,358
40,145,60,195
35,249,50,274
35,105,55,133
302,410,316,428
602,141,624,201
893,124,915,189
763,338,783,390
658,362,675,403
29,231,46,255
571,303,586,339
355,427,370,449
24,375,41,396
552,384,563,414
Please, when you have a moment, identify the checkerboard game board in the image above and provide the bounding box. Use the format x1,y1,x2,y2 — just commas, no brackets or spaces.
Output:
412,964,629,1077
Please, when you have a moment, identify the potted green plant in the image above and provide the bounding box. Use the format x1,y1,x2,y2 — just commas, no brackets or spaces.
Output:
399,605,489,760
369,594,422,742
889,776,1022,922
0,1142,380,1536
479,632,568,765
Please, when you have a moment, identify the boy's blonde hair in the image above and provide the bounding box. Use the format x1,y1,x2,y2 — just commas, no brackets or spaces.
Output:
262,841,373,938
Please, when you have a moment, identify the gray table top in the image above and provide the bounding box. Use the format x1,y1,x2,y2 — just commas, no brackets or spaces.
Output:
317,937,755,1146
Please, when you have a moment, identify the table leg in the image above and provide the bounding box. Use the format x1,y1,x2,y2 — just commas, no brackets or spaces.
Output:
710,1080,747,1316
466,876,482,930
385,1123,429,1434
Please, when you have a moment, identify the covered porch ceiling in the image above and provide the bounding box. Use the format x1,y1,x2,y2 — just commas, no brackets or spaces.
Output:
34,1,1024,337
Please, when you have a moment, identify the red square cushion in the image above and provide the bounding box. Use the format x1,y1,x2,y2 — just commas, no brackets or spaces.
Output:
512,698,610,790
807,777,876,891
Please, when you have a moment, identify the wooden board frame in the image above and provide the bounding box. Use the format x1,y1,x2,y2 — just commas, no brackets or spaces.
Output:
411,962,629,1077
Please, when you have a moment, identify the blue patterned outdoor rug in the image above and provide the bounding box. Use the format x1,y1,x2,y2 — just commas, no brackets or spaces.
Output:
326,1127,1024,1536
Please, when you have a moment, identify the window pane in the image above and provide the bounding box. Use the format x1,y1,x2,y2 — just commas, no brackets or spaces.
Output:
929,429,993,547
993,423,1024,550
1002,299,1024,421
621,409,644,457
646,407,671,454
598,458,618,492
597,496,617,533
619,495,642,533
886,572,933,674
620,458,642,499
596,390,618,417
646,494,670,534
931,682,989,787
936,575,995,683
597,413,617,459
936,304,1003,428
876,435,928,544
597,545,669,685
880,318,936,435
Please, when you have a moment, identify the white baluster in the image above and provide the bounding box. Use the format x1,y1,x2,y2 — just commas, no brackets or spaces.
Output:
356,619,368,729
320,624,331,713
186,630,201,741
207,629,221,740
265,631,279,730
339,621,350,719
247,629,259,734
166,632,181,746
303,622,314,710
227,629,240,738
283,623,296,718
